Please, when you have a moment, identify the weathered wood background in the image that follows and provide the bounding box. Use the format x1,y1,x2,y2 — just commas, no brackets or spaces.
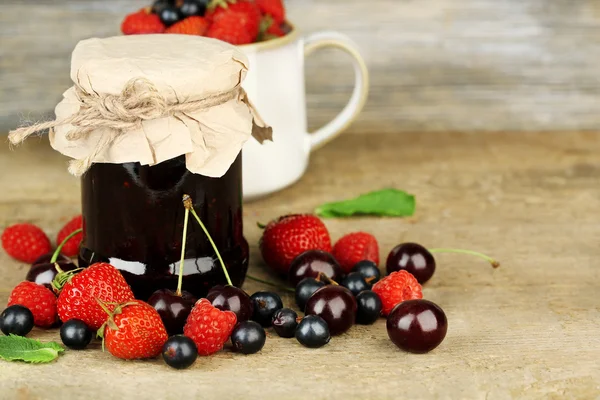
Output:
1,0,599,134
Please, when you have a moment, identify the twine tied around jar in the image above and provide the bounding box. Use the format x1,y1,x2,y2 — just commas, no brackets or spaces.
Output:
7,77,272,176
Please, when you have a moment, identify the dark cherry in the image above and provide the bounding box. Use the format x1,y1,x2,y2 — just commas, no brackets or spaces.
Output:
386,243,436,284
386,299,448,353
26,260,78,291
305,285,357,336
271,308,298,338
295,278,325,311
230,321,266,355
179,0,208,17
340,272,370,297
295,315,330,348
355,290,382,325
60,319,93,350
351,260,381,284
162,335,198,370
148,289,197,336
288,250,344,287
206,285,253,322
31,252,71,266
250,291,283,327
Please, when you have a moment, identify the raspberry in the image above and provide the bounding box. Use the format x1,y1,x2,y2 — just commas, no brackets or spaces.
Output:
372,271,423,316
332,232,379,273
8,281,58,328
183,299,237,356
56,215,83,257
2,223,52,263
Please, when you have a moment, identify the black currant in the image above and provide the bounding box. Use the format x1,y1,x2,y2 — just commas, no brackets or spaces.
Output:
162,335,198,369
295,277,325,311
340,272,370,296
351,260,381,284
250,291,283,327
180,0,208,17
0,305,34,337
355,291,382,325
60,319,93,350
159,5,183,27
231,321,266,355
295,315,330,348
271,308,298,338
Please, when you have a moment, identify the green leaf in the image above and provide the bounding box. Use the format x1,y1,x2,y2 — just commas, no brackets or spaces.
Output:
0,335,65,363
315,189,416,218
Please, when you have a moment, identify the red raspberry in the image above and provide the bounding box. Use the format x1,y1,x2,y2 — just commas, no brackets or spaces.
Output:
121,8,166,35
332,232,379,273
2,223,52,263
183,299,237,356
8,281,58,328
372,271,423,316
56,215,83,257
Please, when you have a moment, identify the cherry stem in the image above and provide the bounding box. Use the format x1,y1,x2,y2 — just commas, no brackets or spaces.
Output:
246,275,295,293
184,195,233,287
428,248,500,268
50,228,83,263
316,272,338,286
175,206,190,297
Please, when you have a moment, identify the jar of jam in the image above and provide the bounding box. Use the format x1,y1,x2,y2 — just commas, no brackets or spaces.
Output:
22,35,271,299
78,154,248,300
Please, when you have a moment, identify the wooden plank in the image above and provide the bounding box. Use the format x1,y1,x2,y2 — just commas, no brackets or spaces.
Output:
1,0,599,133
0,131,599,399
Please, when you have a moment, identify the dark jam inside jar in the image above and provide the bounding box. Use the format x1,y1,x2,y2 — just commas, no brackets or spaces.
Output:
78,154,248,301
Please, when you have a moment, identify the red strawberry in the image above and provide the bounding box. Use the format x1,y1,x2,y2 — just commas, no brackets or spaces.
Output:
206,0,261,45
332,232,380,273
372,271,423,316
102,300,168,360
183,299,237,356
259,214,332,274
166,16,210,35
8,281,57,328
266,21,285,37
2,223,52,263
256,0,285,25
57,262,134,330
56,215,83,257
121,8,166,35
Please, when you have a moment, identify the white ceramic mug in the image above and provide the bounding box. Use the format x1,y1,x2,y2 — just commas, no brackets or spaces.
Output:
240,27,369,200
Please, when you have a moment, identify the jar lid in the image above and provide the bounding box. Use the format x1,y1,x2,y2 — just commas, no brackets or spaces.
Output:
9,35,271,178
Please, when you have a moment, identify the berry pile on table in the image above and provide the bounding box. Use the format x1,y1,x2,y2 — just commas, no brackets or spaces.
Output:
0,210,499,369
121,0,287,45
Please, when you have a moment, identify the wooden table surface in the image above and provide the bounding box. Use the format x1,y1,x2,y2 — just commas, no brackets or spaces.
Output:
0,132,599,399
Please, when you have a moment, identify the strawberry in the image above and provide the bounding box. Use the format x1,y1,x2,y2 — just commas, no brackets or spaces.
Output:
183,299,237,356
57,262,134,330
266,20,285,37
2,223,52,263
166,16,210,35
332,232,380,273
206,0,261,45
372,271,423,316
121,8,166,35
101,300,168,360
8,281,57,328
258,15,285,41
259,214,332,274
56,215,83,257
256,0,285,25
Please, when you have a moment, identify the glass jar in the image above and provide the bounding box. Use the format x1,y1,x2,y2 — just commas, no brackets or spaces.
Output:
78,153,249,300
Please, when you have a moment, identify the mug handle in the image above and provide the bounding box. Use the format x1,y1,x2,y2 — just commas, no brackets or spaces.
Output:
303,32,370,151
